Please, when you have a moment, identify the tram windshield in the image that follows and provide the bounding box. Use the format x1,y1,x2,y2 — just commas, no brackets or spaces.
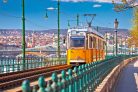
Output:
70,36,85,48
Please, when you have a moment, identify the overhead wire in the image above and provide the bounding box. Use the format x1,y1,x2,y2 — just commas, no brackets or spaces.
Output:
25,19,46,29
0,8,47,29
0,8,21,19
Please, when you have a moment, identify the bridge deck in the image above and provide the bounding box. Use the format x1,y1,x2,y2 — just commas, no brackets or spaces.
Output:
114,60,138,92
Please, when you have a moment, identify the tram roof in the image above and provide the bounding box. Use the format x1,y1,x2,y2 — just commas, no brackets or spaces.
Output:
68,27,104,38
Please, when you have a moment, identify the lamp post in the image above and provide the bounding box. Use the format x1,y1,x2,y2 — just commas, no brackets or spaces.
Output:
68,20,70,28
57,0,60,59
3,0,26,70
114,18,119,56
45,0,61,59
22,0,26,70
45,10,48,19
77,14,79,26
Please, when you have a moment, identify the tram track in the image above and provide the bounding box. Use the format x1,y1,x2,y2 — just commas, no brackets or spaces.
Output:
0,64,71,90
0,64,62,77
0,65,66,83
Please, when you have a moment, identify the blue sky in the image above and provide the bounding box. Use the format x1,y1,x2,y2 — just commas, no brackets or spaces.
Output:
0,0,133,30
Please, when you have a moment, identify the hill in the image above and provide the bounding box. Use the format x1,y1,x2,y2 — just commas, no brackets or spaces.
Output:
0,27,130,37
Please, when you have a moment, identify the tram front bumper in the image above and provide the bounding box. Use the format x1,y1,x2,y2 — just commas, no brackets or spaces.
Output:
70,60,86,66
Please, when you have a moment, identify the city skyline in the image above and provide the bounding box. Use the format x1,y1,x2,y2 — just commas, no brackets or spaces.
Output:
0,0,133,30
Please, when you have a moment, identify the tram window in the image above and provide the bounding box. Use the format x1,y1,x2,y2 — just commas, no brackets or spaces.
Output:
101,41,104,49
99,40,101,49
96,39,99,49
103,41,105,49
98,39,100,49
98,39,102,49
89,37,93,48
101,41,103,50
100,40,102,49
70,36,85,47
93,37,96,48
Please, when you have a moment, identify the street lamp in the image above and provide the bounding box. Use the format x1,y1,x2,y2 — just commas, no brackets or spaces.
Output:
3,0,26,70
45,0,61,59
45,10,48,19
67,20,70,28
114,18,119,56
57,0,60,59
77,14,79,26
22,0,26,70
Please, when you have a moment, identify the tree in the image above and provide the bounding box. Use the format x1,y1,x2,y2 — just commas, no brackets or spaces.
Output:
112,0,138,12
130,7,138,47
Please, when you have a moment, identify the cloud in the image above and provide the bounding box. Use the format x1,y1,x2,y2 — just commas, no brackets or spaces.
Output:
47,7,57,10
3,0,8,3
54,0,113,3
59,0,87,2
94,0,112,3
54,0,138,5
93,4,102,8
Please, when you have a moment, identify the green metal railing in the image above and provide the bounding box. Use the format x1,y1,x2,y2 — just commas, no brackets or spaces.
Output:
21,55,137,92
0,57,66,73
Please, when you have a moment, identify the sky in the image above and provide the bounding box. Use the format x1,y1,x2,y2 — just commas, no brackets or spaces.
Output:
0,0,134,30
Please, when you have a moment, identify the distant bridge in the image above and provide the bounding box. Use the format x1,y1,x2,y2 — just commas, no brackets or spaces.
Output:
0,45,56,57
17,52,47,57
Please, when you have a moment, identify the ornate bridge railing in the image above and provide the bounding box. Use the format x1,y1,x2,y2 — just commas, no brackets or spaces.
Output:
0,56,66,73
21,55,137,92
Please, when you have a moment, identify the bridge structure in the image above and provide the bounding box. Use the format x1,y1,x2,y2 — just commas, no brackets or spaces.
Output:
0,42,137,91
0,52,137,92
0,44,66,58
0,43,138,92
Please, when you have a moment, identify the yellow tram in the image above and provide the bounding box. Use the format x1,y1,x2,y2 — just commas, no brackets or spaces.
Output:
67,27,105,65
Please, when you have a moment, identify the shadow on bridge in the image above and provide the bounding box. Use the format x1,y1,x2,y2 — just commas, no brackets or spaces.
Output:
113,60,138,92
